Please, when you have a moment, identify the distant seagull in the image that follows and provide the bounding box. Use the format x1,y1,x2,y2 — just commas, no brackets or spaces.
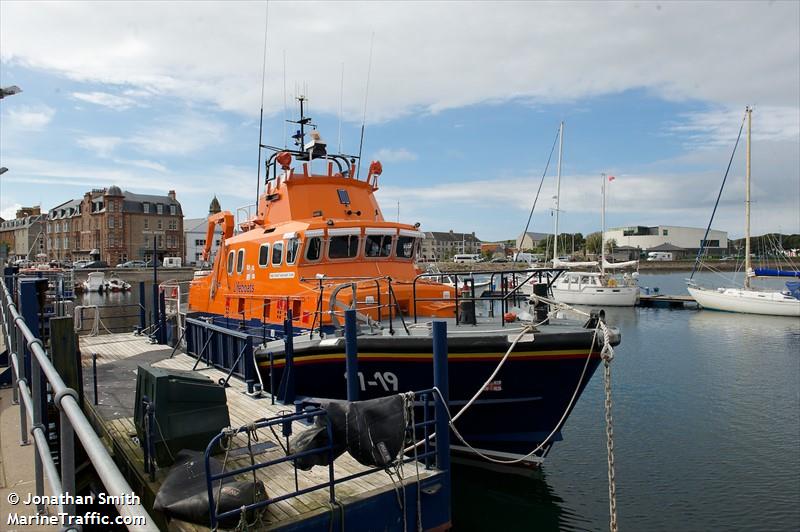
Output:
0,85,22,99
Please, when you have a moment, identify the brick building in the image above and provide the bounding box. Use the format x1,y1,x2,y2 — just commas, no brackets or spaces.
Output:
47,186,184,265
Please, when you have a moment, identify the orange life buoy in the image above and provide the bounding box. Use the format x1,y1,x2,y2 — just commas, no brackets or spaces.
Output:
503,312,517,323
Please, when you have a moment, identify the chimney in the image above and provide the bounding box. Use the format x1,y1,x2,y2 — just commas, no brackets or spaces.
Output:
168,190,176,200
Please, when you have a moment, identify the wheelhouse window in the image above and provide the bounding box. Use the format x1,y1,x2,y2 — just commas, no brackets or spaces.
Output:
365,234,393,258
395,236,416,259
227,251,234,274
329,234,360,259
236,249,245,274
286,239,300,265
258,244,270,267
305,237,322,262
271,242,284,266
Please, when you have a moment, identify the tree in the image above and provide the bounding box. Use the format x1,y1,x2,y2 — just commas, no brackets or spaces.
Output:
585,232,602,254
605,238,617,255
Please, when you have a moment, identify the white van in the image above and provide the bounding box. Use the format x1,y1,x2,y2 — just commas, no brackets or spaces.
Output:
453,254,481,264
646,252,673,261
163,257,183,268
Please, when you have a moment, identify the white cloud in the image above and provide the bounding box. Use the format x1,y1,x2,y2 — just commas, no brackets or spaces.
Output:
1,203,23,220
669,105,800,149
5,105,55,130
128,115,227,156
71,91,138,110
372,148,417,162
1,2,797,122
76,135,123,157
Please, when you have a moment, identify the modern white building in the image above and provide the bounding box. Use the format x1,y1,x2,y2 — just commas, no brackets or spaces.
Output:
184,197,223,266
604,225,728,254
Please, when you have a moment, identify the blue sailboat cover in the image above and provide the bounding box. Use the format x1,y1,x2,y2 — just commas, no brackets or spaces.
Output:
753,268,800,278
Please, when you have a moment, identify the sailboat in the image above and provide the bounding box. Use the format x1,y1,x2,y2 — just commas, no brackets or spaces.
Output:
687,107,800,317
548,123,640,306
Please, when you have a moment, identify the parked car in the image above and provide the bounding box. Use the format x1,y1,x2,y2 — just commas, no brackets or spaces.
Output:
116,260,147,268
80,260,109,269
490,257,508,263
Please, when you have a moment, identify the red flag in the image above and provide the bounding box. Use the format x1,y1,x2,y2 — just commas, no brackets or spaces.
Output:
608,175,616,182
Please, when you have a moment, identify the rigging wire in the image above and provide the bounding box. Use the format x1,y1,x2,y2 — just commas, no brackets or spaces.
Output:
356,32,375,180
337,62,345,154
689,109,747,280
514,128,561,260
255,1,270,204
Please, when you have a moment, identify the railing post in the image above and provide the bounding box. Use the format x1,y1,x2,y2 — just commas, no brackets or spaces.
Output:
344,309,359,401
432,320,450,474
159,289,167,345
244,336,255,394
59,409,76,517
151,283,159,342
18,279,46,512
138,281,146,333
281,310,295,404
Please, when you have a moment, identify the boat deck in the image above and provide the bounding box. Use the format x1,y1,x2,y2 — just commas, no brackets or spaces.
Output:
79,333,439,531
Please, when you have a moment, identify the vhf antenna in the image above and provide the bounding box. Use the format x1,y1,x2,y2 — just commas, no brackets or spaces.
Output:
255,1,270,205
356,32,375,180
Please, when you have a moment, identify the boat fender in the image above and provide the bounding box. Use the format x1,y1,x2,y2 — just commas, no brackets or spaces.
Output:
503,312,517,323
154,450,267,528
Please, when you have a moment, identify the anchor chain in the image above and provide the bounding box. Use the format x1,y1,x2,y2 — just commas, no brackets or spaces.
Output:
600,323,618,532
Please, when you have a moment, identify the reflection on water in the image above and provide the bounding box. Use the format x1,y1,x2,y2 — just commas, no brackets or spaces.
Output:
452,462,594,532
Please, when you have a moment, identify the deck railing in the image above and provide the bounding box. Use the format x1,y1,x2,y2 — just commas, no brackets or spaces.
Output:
0,270,158,532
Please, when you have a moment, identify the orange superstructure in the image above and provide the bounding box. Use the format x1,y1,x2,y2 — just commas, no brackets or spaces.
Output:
188,104,454,330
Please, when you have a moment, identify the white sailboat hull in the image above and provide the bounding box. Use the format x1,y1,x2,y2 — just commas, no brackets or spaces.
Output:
687,286,800,317
552,285,639,306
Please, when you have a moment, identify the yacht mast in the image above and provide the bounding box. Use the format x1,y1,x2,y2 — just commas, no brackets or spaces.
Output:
601,173,606,276
553,121,564,264
744,106,752,289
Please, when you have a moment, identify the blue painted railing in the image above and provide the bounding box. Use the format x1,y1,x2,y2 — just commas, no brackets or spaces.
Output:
184,317,259,392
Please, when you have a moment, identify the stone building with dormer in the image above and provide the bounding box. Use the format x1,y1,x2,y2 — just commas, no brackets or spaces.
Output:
46,186,184,265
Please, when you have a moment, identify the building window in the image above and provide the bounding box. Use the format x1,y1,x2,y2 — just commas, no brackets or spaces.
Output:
157,235,163,249
157,204,163,215
108,217,114,229
108,202,114,212
157,219,163,230
169,205,176,216
662,229,669,236
144,219,149,229
143,203,150,214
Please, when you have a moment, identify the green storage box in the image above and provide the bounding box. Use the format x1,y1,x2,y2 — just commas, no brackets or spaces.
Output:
134,364,230,467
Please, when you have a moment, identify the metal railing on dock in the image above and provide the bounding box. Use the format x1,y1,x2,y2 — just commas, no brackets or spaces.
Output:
1,270,158,531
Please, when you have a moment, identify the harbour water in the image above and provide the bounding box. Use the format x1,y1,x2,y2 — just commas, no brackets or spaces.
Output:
77,272,800,531
453,272,800,531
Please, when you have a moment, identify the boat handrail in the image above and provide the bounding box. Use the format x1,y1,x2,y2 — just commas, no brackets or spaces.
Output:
412,267,567,325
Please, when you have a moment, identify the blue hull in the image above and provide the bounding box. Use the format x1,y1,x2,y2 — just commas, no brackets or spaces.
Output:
192,313,604,462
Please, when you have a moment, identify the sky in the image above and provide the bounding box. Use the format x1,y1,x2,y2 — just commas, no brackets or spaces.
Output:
1,1,798,242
